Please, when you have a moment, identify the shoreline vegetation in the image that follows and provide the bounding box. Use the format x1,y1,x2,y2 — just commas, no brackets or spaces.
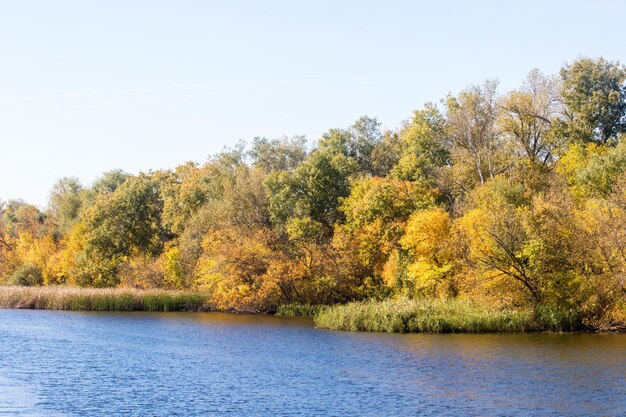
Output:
275,303,327,317
0,286,209,312
1,57,626,332
1,285,617,333
278,299,590,333
314,299,583,333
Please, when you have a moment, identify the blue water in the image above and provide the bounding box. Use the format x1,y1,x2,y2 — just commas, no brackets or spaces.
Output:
0,310,624,416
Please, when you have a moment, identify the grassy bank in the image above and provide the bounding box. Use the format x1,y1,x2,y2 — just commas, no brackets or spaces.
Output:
315,298,582,333
0,286,210,312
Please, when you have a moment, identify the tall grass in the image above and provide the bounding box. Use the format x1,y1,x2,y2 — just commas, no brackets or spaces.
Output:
0,286,210,312
275,303,327,317
315,298,583,333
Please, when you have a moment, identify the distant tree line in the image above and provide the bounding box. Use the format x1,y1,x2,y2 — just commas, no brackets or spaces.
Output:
1,57,625,327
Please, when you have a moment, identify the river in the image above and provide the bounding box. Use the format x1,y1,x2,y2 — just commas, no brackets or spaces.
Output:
0,310,624,416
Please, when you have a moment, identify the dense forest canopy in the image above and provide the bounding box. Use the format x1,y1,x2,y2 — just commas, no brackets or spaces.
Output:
2,57,625,326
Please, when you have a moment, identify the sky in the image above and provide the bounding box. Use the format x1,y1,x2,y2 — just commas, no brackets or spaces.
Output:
1,0,624,207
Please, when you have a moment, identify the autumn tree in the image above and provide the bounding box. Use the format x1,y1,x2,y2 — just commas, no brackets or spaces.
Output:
0,200,52,285
334,177,438,295
446,80,509,189
498,70,561,165
400,207,457,296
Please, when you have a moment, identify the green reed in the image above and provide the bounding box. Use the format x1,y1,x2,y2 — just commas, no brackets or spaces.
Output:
315,298,583,333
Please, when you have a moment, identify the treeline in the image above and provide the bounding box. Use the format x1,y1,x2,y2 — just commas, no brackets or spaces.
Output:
1,57,625,327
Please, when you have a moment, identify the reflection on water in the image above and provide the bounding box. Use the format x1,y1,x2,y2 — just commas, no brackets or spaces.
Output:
0,310,624,416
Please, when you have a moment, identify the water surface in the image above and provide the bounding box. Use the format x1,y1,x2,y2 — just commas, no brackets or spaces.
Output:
0,310,624,416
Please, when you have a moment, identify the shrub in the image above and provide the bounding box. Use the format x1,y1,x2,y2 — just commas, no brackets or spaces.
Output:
9,265,43,287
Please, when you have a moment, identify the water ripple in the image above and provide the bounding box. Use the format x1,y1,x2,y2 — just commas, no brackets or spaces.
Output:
0,310,624,416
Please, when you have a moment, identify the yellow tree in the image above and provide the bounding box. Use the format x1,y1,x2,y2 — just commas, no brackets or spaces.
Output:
399,207,456,296
334,177,438,295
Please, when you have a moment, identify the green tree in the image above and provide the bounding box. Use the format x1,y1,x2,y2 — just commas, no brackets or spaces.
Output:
92,169,130,194
318,116,383,176
78,174,168,286
559,57,626,144
391,103,450,182
265,147,357,236
47,177,83,236
249,135,308,172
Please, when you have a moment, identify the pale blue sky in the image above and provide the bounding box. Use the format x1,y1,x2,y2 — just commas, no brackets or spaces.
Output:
1,0,624,206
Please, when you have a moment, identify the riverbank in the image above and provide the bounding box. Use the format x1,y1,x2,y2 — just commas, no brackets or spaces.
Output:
0,286,614,333
0,286,209,312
